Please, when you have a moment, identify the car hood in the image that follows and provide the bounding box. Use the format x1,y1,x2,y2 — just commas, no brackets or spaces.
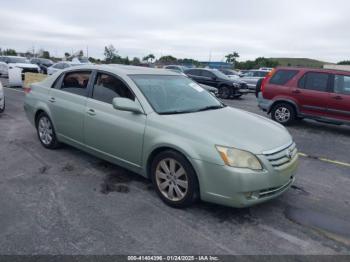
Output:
9,63,39,69
157,107,292,154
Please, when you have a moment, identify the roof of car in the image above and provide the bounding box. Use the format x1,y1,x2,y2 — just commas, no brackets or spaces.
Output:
62,64,180,75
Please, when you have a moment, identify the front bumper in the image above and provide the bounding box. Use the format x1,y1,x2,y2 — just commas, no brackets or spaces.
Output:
192,148,298,208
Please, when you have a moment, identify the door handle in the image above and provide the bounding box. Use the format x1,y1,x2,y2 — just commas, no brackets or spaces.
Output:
87,108,96,116
292,89,301,94
332,95,342,100
49,97,56,103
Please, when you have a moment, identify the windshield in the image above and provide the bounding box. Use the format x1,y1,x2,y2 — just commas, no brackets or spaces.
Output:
8,57,29,64
39,58,53,64
130,75,224,114
212,69,231,80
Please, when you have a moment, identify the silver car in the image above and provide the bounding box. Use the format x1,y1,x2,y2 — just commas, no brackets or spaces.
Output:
241,70,269,90
47,62,81,75
24,65,298,208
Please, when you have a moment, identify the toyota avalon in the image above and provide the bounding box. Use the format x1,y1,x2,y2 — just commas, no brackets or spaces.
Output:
24,65,298,208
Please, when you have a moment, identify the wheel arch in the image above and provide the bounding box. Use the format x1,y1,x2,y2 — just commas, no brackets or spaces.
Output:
146,146,197,180
269,99,300,115
34,104,54,128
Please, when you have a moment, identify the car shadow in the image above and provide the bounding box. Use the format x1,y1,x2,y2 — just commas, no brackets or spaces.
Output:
291,119,350,137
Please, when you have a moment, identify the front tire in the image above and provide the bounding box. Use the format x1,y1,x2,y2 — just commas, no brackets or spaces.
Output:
271,103,296,125
150,150,199,208
218,86,231,99
36,112,60,149
0,97,5,113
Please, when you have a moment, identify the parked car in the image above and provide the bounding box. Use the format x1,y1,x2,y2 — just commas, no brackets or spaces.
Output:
0,81,4,113
185,68,248,99
241,70,269,90
0,62,8,78
24,65,298,208
47,61,81,75
258,67,350,126
219,69,241,79
30,58,54,74
0,56,40,74
164,65,188,73
259,67,274,72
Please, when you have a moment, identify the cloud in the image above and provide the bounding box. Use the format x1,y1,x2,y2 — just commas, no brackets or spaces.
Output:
0,0,349,62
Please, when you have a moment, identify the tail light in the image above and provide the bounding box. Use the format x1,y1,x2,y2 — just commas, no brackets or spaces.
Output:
23,86,32,94
260,69,276,94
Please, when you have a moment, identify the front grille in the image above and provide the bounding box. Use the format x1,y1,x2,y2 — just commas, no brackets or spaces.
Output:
263,142,297,168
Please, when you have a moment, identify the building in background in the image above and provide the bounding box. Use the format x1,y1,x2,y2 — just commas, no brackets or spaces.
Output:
323,64,350,72
200,61,233,69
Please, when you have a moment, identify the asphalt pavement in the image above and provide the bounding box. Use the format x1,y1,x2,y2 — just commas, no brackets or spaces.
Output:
0,83,349,255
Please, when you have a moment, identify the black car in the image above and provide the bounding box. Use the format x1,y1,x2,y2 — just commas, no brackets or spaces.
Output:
30,58,54,74
185,68,248,99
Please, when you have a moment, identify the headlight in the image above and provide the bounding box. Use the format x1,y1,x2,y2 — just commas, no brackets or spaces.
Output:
216,146,262,170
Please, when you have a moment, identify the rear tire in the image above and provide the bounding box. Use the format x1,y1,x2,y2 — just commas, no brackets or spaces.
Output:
36,112,60,149
0,97,5,113
150,150,199,208
271,103,296,125
255,78,263,98
218,86,231,99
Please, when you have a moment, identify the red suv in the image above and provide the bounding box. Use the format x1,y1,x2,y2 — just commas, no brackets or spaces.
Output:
258,67,350,125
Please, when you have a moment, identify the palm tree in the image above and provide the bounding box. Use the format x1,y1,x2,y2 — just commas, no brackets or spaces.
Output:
225,52,240,64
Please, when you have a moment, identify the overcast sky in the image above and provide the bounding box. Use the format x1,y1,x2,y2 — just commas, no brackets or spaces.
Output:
0,0,349,62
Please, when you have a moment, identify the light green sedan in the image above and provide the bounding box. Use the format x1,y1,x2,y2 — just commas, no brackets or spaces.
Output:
24,65,298,208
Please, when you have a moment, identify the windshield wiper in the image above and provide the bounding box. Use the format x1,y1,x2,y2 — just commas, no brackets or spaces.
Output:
159,110,196,115
196,105,226,112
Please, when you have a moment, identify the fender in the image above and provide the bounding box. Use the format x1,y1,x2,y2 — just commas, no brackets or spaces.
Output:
269,96,300,115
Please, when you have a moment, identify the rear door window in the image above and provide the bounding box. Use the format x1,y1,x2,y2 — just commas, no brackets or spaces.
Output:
269,70,299,85
201,70,215,78
334,74,350,95
298,72,330,92
186,69,201,76
61,71,91,96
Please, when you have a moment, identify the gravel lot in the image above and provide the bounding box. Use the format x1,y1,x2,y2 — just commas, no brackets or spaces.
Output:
0,80,349,255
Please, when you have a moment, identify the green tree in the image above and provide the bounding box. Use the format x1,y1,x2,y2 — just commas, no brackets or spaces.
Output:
236,57,279,70
131,57,141,65
104,45,118,63
78,50,84,58
3,49,17,56
42,51,50,59
337,60,350,65
178,58,202,67
158,55,177,64
225,52,240,64
143,54,155,63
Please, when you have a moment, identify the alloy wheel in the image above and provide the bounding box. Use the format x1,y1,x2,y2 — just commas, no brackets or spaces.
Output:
38,116,53,145
274,107,291,123
155,158,188,202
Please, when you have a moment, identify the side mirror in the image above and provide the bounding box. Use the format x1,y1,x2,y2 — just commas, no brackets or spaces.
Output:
112,97,143,114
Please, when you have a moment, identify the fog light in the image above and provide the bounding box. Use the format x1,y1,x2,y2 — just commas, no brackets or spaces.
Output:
244,192,253,198
251,191,260,200
244,191,260,200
